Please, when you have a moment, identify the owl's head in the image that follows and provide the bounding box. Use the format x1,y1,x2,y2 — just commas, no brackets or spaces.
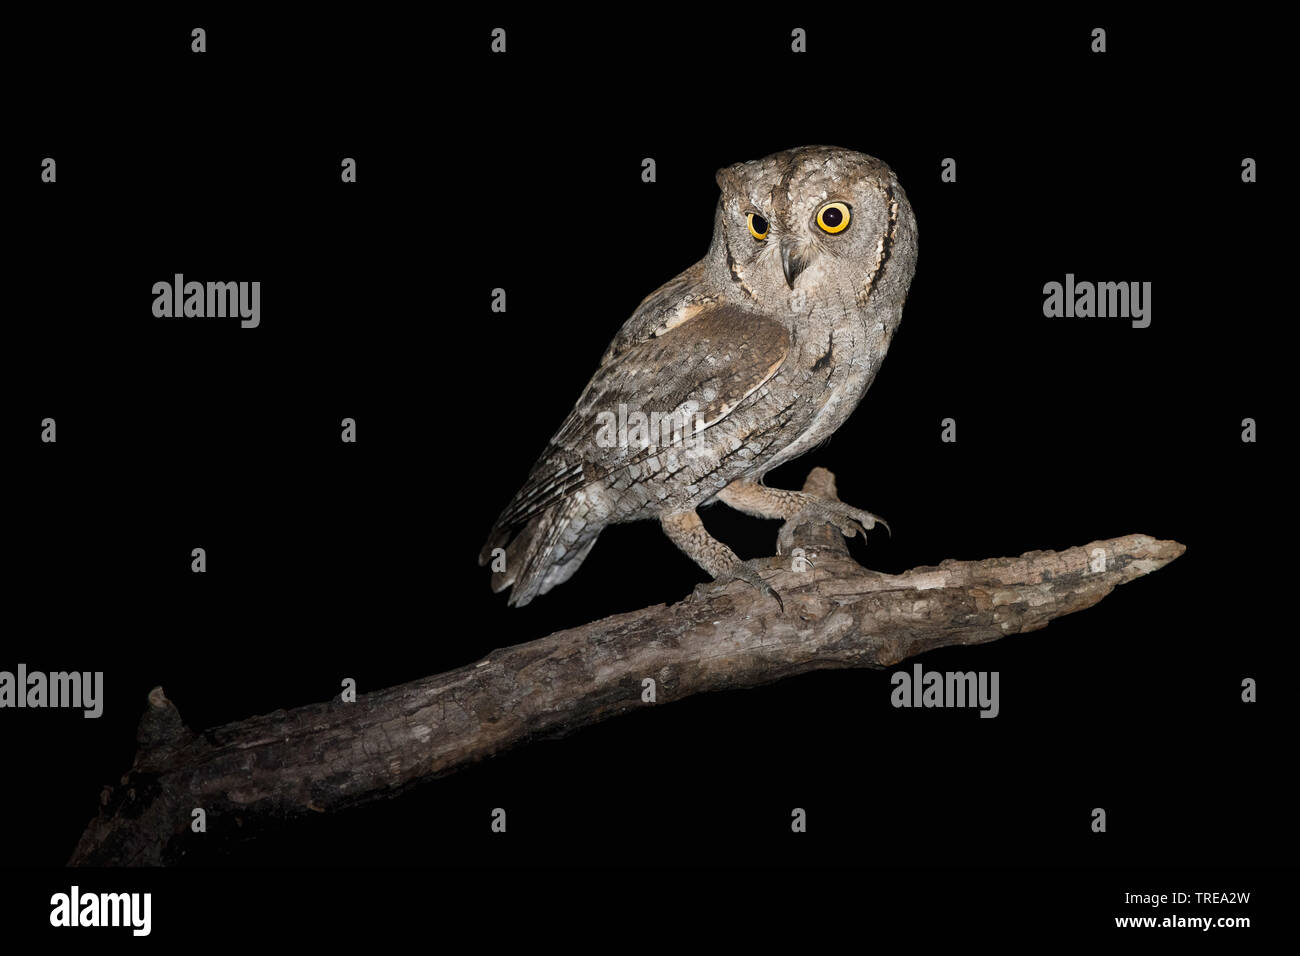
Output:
709,145,916,314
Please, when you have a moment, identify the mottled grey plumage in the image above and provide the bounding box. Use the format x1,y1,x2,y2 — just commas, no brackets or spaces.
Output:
481,146,918,606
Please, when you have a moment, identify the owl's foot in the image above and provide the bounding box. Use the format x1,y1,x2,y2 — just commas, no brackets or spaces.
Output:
662,509,785,611
715,481,889,555
777,499,890,555
690,559,784,612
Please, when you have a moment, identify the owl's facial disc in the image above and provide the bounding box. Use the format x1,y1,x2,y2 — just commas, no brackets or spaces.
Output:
712,146,909,313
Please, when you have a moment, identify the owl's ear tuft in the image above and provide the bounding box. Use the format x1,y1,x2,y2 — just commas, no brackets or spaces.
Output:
715,163,747,192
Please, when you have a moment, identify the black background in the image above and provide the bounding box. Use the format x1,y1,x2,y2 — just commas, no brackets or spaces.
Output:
2,7,1291,941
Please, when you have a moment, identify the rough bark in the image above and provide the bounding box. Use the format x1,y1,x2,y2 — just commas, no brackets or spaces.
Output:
68,467,1184,866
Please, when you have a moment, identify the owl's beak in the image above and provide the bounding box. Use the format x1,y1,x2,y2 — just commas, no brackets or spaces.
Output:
780,238,808,288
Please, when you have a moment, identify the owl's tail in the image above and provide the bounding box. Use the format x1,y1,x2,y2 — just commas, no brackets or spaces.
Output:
478,497,602,607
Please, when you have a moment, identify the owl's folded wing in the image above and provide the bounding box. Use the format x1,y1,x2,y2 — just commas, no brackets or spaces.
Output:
481,303,790,550
598,261,709,365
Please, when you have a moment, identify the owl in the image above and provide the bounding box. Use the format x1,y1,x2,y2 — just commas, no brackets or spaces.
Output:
481,145,918,607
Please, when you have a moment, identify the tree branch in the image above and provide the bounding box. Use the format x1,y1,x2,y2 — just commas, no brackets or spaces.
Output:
69,467,1184,865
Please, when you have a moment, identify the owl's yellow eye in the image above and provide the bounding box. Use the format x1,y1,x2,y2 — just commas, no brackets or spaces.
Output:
816,201,851,234
747,213,770,240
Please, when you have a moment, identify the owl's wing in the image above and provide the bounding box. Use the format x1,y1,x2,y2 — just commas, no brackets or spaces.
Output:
599,261,711,365
480,301,790,559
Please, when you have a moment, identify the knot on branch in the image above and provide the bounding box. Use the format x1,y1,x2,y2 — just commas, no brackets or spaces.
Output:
134,686,195,772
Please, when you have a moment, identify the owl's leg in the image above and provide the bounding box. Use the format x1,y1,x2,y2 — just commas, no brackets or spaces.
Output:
716,480,890,555
660,509,783,610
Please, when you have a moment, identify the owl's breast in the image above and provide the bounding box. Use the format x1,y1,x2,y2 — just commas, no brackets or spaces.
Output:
748,308,893,477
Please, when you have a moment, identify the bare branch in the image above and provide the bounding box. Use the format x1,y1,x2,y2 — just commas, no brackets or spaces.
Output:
68,467,1184,865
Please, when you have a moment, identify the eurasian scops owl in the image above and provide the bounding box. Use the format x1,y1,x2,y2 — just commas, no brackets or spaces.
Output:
481,145,918,607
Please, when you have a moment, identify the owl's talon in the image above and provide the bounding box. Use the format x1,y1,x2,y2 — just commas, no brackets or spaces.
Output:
778,499,889,550
776,522,799,556
694,561,784,612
